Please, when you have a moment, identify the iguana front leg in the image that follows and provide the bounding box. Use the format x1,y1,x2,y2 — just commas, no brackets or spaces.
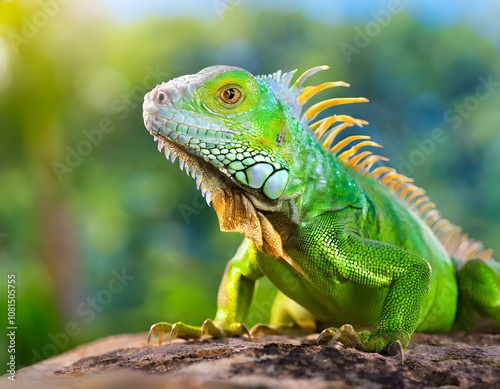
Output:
149,238,263,345
297,211,432,354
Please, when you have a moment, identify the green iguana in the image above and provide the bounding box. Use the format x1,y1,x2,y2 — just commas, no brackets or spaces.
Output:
142,65,500,357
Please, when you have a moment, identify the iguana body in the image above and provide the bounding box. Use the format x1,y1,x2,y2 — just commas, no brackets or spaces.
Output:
142,65,500,354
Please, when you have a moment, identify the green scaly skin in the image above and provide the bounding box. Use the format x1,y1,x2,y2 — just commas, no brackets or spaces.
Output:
142,65,500,356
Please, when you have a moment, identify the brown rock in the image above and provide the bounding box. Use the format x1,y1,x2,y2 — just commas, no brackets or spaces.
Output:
4,332,500,388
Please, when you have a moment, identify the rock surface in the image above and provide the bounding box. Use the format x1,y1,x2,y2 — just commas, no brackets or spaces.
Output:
5,332,500,388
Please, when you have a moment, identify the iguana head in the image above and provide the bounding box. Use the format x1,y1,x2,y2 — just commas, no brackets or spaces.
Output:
142,65,367,255
143,65,296,205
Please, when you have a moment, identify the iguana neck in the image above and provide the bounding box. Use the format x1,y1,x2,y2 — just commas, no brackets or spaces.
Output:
283,122,365,222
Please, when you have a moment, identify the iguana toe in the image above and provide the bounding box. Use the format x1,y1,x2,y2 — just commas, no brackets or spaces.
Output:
318,324,367,349
317,327,337,346
148,322,173,346
318,324,409,362
148,321,203,346
386,340,405,364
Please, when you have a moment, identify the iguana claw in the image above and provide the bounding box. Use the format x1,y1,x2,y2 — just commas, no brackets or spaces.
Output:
387,340,405,364
317,327,338,346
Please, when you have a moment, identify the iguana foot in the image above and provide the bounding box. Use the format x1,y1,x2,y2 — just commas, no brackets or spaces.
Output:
317,324,406,363
148,320,250,346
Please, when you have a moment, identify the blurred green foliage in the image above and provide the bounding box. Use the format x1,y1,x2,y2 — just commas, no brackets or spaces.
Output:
1,1,499,369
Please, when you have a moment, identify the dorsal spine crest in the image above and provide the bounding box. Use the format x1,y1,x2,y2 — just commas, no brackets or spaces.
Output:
291,66,494,262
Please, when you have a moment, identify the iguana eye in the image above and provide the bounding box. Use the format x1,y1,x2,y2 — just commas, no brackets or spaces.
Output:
218,87,242,105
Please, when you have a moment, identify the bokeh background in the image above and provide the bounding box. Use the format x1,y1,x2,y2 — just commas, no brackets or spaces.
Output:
1,0,500,369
